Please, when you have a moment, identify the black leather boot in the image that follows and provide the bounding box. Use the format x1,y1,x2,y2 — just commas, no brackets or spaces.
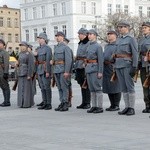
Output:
37,101,44,106
93,107,103,113
87,107,96,113
118,108,129,115
126,108,135,116
44,104,52,110
38,104,47,110
55,103,63,111
59,102,69,111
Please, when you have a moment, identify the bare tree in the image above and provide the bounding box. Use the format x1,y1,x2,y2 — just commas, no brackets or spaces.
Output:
97,12,149,42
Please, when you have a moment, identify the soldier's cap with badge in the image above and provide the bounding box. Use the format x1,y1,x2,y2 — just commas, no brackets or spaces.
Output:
0,39,6,46
117,21,130,27
107,30,118,36
37,32,48,41
64,37,70,43
78,28,88,35
55,31,65,37
142,21,150,27
19,41,29,47
88,29,98,36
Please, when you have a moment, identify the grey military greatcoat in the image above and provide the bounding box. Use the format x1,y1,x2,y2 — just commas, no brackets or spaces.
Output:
85,41,103,92
114,34,138,93
17,51,34,108
54,42,73,103
103,42,121,94
37,44,52,105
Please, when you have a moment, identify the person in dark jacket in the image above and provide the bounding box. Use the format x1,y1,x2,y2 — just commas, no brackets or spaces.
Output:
74,28,91,109
0,39,11,107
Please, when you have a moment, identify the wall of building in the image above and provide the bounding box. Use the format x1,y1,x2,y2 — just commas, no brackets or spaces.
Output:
0,5,21,53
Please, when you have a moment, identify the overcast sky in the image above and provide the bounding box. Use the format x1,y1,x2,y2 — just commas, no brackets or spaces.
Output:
0,0,20,8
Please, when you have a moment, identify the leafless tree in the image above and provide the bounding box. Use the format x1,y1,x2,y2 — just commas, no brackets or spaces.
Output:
97,12,149,42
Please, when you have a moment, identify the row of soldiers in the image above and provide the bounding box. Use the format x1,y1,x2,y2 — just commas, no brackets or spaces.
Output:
0,21,150,116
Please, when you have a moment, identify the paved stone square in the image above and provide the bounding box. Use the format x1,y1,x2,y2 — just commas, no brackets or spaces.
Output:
0,79,150,150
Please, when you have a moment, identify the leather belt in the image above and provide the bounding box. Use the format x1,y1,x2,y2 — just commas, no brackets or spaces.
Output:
76,57,86,61
86,59,97,63
36,61,46,65
114,54,132,58
104,60,112,65
54,60,65,65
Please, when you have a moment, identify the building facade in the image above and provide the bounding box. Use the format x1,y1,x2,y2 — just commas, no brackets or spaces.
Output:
20,0,150,54
0,5,21,53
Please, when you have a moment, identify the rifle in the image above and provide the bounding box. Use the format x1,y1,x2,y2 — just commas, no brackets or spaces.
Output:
51,74,56,87
133,69,139,83
82,78,87,89
12,79,18,91
143,75,150,88
110,69,117,82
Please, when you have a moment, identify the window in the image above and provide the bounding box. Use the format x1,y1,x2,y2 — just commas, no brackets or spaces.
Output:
116,4,121,13
108,4,112,15
8,34,12,42
91,2,96,15
61,2,66,15
33,7,37,19
147,7,150,17
62,25,67,36
24,9,28,20
0,17,3,27
15,47,19,54
53,4,57,16
124,5,128,14
82,24,86,28
14,18,19,28
0,33,4,39
92,25,96,29
25,30,29,42
41,6,45,18
139,6,143,17
81,2,86,14
34,29,38,41
54,26,58,35
15,34,19,43
7,18,11,27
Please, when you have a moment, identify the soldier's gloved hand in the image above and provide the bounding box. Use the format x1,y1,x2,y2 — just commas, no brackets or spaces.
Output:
129,67,136,78
3,73,9,80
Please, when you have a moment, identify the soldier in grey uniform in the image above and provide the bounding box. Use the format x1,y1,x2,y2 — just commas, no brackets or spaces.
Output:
17,41,34,108
85,29,104,113
36,33,52,110
54,31,73,111
75,28,91,109
64,37,73,107
114,21,138,116
0,39,11,107
103,30,121,111
138,22,150,113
